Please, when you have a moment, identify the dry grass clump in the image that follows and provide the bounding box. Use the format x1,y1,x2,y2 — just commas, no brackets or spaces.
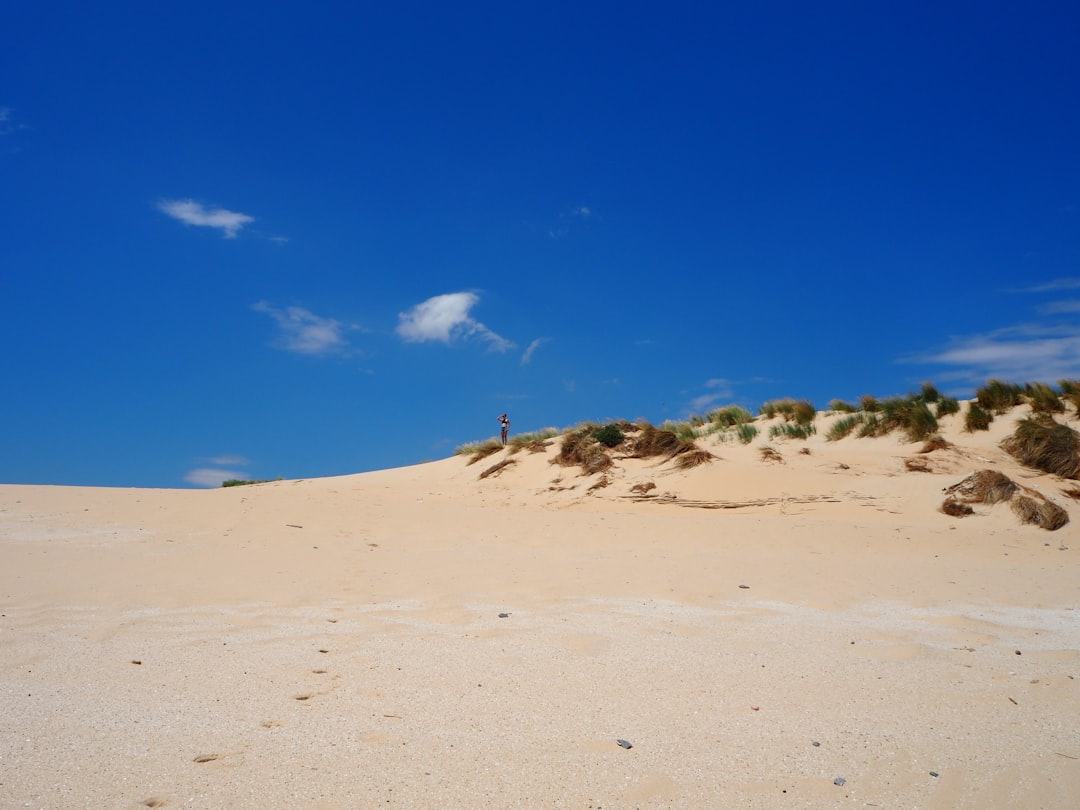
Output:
1060,379,1080,415
1011,496,1070,531
759,446,783,463
507,428,558,454
1061,486,1080,501
630,481,656,495
943,470,1018,504
1001,416,1080,479
918,435,952,453
904,457,931,472
459,439,503,465
829,399,859,413
673,448,715,469
941,469,1069,530
553,429,614,476
941,500,974,517
479,458,517,479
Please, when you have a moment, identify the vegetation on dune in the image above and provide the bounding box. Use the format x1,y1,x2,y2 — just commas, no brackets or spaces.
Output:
507,428,559,454
935,396,960,417
458,438,503,465
760,398,816,425
829,399,859,413
1011,495,1070,531
221,478,280,487
707,405,755,426
1001,416,1080,479
1024,382,1066,415
854,393,938,442
735,423,759,444
976,379,1025,414
964,402,993,432
826,414,866,441
769,422,817,440
592,423,626,448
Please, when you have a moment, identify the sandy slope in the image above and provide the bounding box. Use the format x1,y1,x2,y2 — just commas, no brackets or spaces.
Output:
1,406,1078,808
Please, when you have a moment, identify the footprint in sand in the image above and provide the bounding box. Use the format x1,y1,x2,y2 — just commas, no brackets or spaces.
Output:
192,753,222,763
139,798,170,808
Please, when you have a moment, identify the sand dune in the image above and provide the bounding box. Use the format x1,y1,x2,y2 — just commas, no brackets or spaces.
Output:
2,405,1078,808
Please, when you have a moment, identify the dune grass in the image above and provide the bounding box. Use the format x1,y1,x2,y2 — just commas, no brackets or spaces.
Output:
769,422,817,440
976,379,1025,414
760,398,816,425
964,402,993,432
1001,416,1080,479
826,414,865,441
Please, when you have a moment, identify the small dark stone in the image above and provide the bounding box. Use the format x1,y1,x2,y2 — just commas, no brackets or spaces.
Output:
738,584,750,589
930,771,939,778
616,739,633,749
498,613,509,618
1015,650,1022,655
834,777,846,786
812,741,821,747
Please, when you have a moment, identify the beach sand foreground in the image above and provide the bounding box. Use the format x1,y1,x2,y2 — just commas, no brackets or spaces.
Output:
2,408,1078,808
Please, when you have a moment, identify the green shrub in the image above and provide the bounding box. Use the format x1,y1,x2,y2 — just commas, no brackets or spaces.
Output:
1001,416,1080,478
1060,379,1080,396
920,382,941,403
829,399,859,413
872,396,938,441
661,420,698,442
826,414,865,441
222,478,279,487
964,402,993,432
860,394,880,413
976,379,1024,414
593,424,625,448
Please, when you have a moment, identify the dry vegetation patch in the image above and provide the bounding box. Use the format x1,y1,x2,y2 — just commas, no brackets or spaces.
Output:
479,458,517,479
1000,416,1080,479
941,469,1069,530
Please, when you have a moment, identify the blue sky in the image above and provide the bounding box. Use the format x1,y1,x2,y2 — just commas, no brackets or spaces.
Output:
2,2,1079,488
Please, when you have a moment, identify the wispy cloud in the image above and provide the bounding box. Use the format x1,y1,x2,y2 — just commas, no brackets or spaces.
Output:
1011,277,1080,294
210,454,251,466
914,276,1080,384
396,292,513,352
521,337,549,365
688,378,735,414
184,467,248,488
253,301,354,355
548,204,595,239
915,323,1080,384
158,198,254,238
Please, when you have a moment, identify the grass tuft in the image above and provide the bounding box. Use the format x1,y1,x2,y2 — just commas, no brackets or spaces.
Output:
769,422,817,440
1000,416,1080,478
826,414,865,441
736,423,758,444
1011,496,1070,531
964,402,993,432
935,396,960,418
829,399,859,413
1024,382,1065,415
976,379,1024,414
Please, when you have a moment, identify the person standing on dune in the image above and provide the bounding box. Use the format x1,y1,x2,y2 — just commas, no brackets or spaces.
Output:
498,413,510,445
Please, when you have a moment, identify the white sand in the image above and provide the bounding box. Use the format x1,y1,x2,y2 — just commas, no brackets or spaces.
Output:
2,406,1078,808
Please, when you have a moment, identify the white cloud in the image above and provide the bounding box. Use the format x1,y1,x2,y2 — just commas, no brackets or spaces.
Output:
184,468,248,488
916,324,1080,384
689,379,735,414
521,337,548,365
253,301,351,355
157,198,254,238
1013,277,1080,293
396,292,513,351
